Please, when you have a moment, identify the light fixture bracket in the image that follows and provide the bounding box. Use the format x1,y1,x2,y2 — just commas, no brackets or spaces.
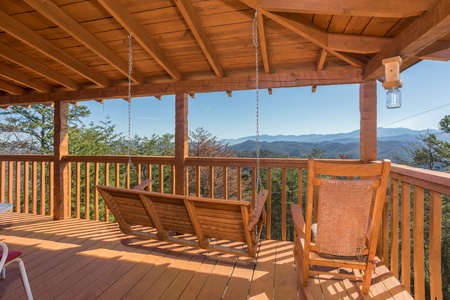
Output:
382,56,403,89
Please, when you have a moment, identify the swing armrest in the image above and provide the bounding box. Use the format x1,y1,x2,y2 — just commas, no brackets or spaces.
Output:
132,179,152,191
248,189,269,230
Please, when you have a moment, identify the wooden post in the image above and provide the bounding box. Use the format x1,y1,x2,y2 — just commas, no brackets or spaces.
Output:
53,101,70,219
175,93,188,195
359,81,377,162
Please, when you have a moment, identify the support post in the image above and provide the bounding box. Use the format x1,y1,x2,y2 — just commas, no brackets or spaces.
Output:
359,81,377,163
175,93,188,195
53,101,70,219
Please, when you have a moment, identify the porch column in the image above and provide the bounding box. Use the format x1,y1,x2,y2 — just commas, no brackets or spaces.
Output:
359,81,378,163
175,93,188,195
53,101,70,220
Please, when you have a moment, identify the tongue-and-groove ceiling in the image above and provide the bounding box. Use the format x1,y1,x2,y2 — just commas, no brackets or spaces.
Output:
0,0,449,107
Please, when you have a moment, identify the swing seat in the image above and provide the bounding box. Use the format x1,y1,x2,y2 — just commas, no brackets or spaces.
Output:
96,185,269,257
291,159,390,295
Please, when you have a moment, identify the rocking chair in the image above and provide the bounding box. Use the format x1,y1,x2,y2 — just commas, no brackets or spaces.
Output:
291,159,390,295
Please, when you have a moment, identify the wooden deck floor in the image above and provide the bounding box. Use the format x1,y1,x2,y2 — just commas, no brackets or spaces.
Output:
0,213,412,300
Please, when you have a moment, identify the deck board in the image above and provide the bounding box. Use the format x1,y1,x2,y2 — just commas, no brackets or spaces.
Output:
0,213,412,299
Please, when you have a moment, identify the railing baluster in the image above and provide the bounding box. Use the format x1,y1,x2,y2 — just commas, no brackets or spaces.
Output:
223,166,228,199
429,191,443,300
267,167,272,240
40,161,45,215
157,165,162,192
237,167,242,200
15,161,21,213
171,165,175,194
390,179,399,278
32,161,37,214
68,162,72,218
281,168,286,241
24,161,29,214
0,161,4,203
413,186,425,300
195,166,200,197
8,161,13,206
209,166,214,198
49,162,54,216
85,162,90,219
381,195,389,263
401,182,411,293
76,162,81,218
104,162,110,222
94,162,99,221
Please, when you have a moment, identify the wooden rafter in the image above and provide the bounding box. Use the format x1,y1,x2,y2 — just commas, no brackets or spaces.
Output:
0,79,25,96
260,0,431,18
312,49,327,92
24,0,145,85
0,42,79,91
0,63,51,93
239,0,364,67
0,10,110,88
257,13,271,74
0,69,362,106
174,0,224,78
364,0,450,80
98,0,182,81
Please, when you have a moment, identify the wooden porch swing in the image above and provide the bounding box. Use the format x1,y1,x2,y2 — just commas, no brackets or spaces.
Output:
96,24,269,258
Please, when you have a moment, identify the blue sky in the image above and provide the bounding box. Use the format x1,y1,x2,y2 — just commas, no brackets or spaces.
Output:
83,60,450,140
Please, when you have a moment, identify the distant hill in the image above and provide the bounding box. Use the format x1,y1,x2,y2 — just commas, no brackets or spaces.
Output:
223,128,444,146
226,128,445,160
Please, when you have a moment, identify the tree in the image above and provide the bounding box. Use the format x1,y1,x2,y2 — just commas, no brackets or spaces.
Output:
188,127,240,198
0,104,90,154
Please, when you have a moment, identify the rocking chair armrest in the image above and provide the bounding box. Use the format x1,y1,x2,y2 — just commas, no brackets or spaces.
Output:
132,179,152,191
291,204,306,234
248,189,269,230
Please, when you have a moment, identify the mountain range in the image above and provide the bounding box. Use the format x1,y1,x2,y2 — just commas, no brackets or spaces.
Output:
225,128,446,160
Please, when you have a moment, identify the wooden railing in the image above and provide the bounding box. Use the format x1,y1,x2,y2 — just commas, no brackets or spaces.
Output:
0,155,53,215
0,155,447,298
383,163,448,300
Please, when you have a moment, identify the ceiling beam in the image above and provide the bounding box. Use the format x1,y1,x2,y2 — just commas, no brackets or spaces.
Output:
260,0,430,18
0,69,362,106
312,49,327,92
98,0,182,81
174,0,224,78
24,0,144,85
0,10,109,88
257,12,271,74
417,41,450,61
0,42,79,91
328,34,391,54
239,0,364,67
364,0,450,80
0,63,51,93
0,80,25,95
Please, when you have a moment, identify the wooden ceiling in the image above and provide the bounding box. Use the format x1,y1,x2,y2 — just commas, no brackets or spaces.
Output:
0,0,449,107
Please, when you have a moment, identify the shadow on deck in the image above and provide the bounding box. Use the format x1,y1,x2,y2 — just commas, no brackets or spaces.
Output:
0,213,411,299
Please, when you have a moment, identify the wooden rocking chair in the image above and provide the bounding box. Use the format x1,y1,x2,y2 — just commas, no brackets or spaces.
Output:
291,159,390,295
97,185,269,258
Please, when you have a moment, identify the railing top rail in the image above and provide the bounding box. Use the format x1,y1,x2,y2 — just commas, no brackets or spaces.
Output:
61,155,175,164
391,163,450,195
0,154,53,162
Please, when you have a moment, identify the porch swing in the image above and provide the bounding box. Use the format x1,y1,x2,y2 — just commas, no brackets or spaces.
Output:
96,15,269,258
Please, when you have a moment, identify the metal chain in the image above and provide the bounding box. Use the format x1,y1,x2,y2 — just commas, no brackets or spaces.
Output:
126,32,133,186
252,10,261,192
128,32,133,156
